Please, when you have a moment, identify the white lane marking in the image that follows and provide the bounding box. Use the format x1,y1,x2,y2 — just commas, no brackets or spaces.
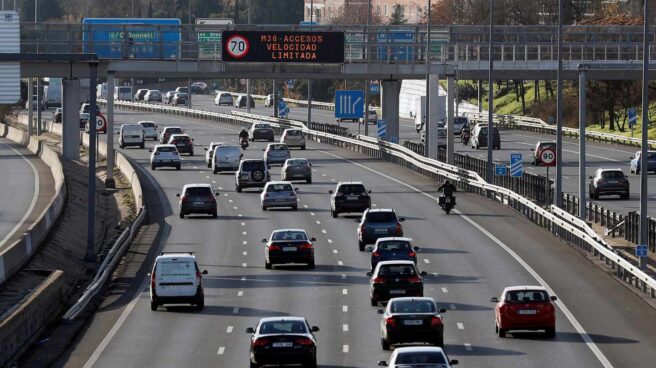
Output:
303,204,309,208
333,249,338,254
243,240,248,245
238,214,243,217
313,145,614,368
338,260,344,266
342,288,348,295
243,231,247,235
238,290,244,296
233,206,238,210
205,175,210,179
343,305,348,312
432,272,439,276
310,212,315,216
242,262,247,268
223,193,228,196
457,322,464,330
450,304,457,310
321,229,327,234
316,220,321,225
312,169,318,172
233,307,239,314
242,251,248,256
372,203,378,207
212,180,217,184
423,259,430,264
321,173,327,177
217,347,225,355
226,326,234,333
464,343,472,351
193,166,198,169
228,199,234,203
327,239,333,244
441,287,449,293
241,276,246,281
0,142,40,248
343,324,349,332
330,178,336,182
218,186,223,190
342,345,349,353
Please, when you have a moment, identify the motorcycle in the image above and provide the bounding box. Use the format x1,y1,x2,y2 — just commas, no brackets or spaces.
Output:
461,130,471,146
240,136,249,149
438,195,456,215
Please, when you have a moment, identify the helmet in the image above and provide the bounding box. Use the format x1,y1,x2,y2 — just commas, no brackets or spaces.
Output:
444,180,451,184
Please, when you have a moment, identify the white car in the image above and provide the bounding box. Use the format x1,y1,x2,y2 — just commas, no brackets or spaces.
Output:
138,121,158,140
204,141,225,168
264,94,274,107
149,252,207,311
214,92,234,106
280,128,306,150
212,145,242,174
260,181,298,211
118,123,145,149
149,144,181,170
378,346,458,368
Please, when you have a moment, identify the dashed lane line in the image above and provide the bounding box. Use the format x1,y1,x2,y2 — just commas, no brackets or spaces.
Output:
457,323,464,330
217,347,225,355
441,287,449,293
226,326,234,333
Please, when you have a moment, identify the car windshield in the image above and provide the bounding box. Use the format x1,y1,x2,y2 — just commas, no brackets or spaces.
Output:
378,265,417,277
601,171,624,180
267,184,294,192
272,231,308,241
286,130,303,136
140,122,155,128
259,321,307,334
366,212,397,223
390,300,436,314
338,184,366,195
269,144,288,151
185,187,212,196
157,146,176,153
505,290,550,303
378,241,412,252
395,352,447,365
287,159,308,166
171,135,190,142
255,124,271,129
242,161,265,171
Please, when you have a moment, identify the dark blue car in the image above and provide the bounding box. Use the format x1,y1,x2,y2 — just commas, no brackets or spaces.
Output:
371,237,418,270
357,209,405,251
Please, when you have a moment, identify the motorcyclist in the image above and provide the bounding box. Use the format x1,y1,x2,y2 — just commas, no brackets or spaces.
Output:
460,126,471,143
239,128,249,141
438,179,457,197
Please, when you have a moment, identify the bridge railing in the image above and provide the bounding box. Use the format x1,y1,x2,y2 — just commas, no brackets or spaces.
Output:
18,23,656,64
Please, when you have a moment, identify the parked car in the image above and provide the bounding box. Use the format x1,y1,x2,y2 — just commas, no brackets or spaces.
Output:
371,237,417,271
630,150,656,174
280,128,306,149
491,286,557,338
235,159,270,192
330,182,371,218
212,144,242,174
172,92,188,106
263,229,315,269
149,252,207,311
177,183,219,218
360,109,379,125
281,158,312,183
531,141,556,165
264,143,292,166
144,90,162,103
235,94,255,108
588,168,629,200
204,141,224,168
261,181,298,211
138,121,158,140
250,123,275,142
368,260,426,306
472,126,501,150
379,297,447,350
357,209,405,251
133,88,148,102
214,92,234,106
53,108,62,123
118,123,145,149
378,347,458,368
167,134,194,156
246,317,319,368
149,144,181,170
160,126,184,144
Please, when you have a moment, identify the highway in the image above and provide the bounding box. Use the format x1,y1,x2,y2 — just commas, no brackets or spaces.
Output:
0,137,54,249
58,107,656,368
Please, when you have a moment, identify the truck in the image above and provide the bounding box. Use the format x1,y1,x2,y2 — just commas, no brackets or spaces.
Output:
42,78,62,108
414,95,446,133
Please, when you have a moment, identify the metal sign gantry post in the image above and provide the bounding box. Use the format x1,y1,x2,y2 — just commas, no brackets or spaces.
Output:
578,66,587,221
486,0,494,182
639,0,650,270
105,71,115,188
86,61,98,262
555,0,564,207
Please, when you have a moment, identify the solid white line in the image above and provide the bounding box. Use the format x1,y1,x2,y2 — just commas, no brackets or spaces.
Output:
457,322,464,330
217,347,225,355
226,326,234,333
0,141,40,248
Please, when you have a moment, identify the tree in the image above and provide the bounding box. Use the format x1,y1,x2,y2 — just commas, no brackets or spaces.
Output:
389,4,407,25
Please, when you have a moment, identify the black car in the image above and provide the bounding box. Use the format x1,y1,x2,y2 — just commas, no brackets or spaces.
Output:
371,237,417,271
379,297,447,350
177,184,219,218
160,126,183,144
357,209,405,251
589,168,630,200
246,317,319,368
250,123,275,142
53,108,62,123
368,260,426,306
330,182,371,218
263,229,316,269
168,134,194,156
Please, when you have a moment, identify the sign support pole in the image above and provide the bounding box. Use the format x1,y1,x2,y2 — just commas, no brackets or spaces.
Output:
545,166,550,208
578,67,587,220
86,61,98,262
106,71,115,188
639,0,650,269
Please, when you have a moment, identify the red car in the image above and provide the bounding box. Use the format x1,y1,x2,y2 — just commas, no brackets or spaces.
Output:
491,286,557,338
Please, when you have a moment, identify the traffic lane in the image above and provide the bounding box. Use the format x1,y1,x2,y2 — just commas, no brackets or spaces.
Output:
0,137,54,249
115,110,604,367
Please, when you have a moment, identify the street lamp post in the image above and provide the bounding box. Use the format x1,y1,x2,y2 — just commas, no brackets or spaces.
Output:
486,0,494,182
639,0,650,270
247,0,252,113
364,0,372,137
555,0,564,207
307,0,314,127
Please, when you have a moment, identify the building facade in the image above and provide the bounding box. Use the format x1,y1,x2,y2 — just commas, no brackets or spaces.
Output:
304,0,426,24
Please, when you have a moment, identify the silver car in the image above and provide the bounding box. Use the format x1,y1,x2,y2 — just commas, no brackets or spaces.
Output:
281,128,306,150
282,158,312,184
264,143,291,166
260,181,298,211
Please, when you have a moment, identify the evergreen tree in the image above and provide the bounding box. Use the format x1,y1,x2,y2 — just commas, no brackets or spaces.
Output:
389,4,407,25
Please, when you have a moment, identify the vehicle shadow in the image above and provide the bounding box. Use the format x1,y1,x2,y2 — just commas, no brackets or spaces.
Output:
509,331,639,344
416,248,469,255
202,273,370,289
439,302,493,312
457,213,510,218
443,343,525,356
424,274,479,284
163,305,289,317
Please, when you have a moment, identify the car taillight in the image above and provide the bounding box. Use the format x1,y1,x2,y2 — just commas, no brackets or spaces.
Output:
181,195,190,202
154,152,160,155
360,225,366,233
208,196,216,201
407,276,422,284
196,270,202,285
373,277,385,284
385,317,396,327
372,251,380,257
336,192,343,197
252,338,271,348
500,304,509,316
544,303,555,313
430,316,443,326
269,245,281,251
171,140,178,145
150,272,156,290
408,251,416,257
299,242,313,250
395,224,402,235
294,337,314,346
264,193,271,198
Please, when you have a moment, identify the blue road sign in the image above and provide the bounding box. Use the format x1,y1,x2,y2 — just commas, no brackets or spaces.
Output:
299,21,317,26
510,153,523,177
495,164,507,176
636,244,648,257
389,136,398,144
335,90,365,120
629,108,637,128
370,81,380,95
278,100,289,118
377,31,414,62
377,119,387,138
287,79,294,89
82,18,181,59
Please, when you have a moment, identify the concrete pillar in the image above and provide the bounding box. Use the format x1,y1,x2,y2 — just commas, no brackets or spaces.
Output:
578,68,587,220
446,75,455,165
36,78,42,135
105,71,116,188
62,78,81,160
381,79,401,142
27,78,33,136
427,74,441,159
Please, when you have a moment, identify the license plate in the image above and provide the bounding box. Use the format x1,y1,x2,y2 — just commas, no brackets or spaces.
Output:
162,160,171,163
347,196,359,200
518,310,537,315
445,197,452,203
272,342,293,348
177,143,186,147
283,247,297,251
403,320,423,326
389,290,406,294
607,180,618,184
193,201,204,205
131,135,139,138
241,175,249,180
374,228,387,234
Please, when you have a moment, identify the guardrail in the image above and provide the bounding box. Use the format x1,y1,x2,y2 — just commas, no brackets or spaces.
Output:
105,99,656,299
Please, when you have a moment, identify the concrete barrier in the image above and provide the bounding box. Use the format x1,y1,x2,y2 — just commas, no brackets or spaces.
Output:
0,123,66,284
0,270,63,367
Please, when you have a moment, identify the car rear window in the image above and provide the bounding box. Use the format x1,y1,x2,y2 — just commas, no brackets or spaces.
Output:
390,299,436,313
217,146,240,155
156,258,196,280
242,161,265,171
505,290,550,303
648,152,656,160
378,241,412,252
378,264,417,277
157,146,176,153
167,128,183,134
287,159,308,166
140,122,155,128
338,184,366,195
269,144,288,151
259,321,307,334
366,212,397,223
286,130,303,136
395,352,446,365
538,142,556,150
601,171,624,180
255,124,271,129
268,183,293,192
272,231,308,241
185,187,213,196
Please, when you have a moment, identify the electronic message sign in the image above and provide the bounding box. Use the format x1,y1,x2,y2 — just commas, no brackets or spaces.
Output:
221,30,345,63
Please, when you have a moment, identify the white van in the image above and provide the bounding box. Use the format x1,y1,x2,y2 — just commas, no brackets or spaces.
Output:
212,144,242,174
119,123,145,149
114,86,133,101
149,252,207,311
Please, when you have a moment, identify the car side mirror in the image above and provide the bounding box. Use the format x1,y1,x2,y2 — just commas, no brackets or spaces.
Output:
245,327,255,334
366,271,373,276
262,149,265,151
368,190,372,193
354,219,360,223
413,246,420,251
439,308,447,313
192,139,195,141
310,237,316,241
377,309,384,314
588,176,593,179
215,192,220,196
295,187,300,192
328,190,334,194
420,271,427,276
450,360,459,366
261,238,267,243
378,361,388,367
310,326,320,332
204,147,208,151
309,163,312,166
176,193,180,197
202,270,208,275
116,131,120,135
399,217,406,222
490,297,499,303
550,296,558,302
148,148,153,152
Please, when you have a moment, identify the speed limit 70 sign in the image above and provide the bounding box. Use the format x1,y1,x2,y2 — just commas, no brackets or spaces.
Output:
225,34,250,59
539,148,556,167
